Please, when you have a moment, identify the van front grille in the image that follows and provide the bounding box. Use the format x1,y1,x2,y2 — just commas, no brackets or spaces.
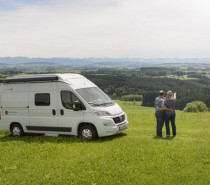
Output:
113,114,125,124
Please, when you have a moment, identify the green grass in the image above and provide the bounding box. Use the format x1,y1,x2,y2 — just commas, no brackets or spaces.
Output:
0,101,209,185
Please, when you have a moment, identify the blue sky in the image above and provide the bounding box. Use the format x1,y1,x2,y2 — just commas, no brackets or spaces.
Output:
0,0,210,58
0,0,48,10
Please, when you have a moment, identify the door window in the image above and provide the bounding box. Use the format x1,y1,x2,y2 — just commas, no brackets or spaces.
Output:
61,91,80,110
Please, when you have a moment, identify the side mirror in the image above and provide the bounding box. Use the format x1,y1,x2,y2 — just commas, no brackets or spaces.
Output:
73,101,82,111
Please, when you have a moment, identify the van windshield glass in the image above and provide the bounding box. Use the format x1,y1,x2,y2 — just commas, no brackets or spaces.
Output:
76,87,114,107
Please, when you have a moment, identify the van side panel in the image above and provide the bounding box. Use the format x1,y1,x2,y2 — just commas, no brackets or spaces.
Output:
0,84,29,131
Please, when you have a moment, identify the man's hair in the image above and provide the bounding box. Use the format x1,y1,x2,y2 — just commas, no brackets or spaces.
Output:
159,90,165,96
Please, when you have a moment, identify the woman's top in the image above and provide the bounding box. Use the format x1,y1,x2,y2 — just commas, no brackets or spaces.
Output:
164,98,176,113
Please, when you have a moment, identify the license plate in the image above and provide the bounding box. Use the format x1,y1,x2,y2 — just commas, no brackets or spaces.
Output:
119,124,126,130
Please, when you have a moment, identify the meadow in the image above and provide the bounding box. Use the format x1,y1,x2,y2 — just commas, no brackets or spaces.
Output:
0,101,209,185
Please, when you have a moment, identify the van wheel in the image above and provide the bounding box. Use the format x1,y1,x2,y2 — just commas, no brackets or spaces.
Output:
11,123,24,137
79,125,98,140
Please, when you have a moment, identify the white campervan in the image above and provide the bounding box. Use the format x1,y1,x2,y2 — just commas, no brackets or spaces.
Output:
0,74,128,140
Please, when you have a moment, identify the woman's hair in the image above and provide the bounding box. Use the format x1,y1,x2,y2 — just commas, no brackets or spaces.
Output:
166,90,173,99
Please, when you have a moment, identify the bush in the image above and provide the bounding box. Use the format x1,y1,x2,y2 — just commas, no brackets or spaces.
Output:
120,94,143,101
184,101,208,112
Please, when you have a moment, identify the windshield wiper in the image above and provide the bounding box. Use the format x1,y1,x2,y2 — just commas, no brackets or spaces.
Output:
97,102,114,106
88,102,114,107
88,102,101,106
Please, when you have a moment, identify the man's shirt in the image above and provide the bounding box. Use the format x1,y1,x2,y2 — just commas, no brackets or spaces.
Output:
155,96,165,111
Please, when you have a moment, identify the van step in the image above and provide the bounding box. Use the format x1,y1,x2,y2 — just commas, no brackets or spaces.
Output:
44,133,59,137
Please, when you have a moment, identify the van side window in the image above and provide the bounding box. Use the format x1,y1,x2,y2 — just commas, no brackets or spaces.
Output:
35,93,50,106
61,91,80,110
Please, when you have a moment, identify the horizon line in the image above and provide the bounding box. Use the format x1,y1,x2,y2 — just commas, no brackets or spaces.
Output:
0,56,210,59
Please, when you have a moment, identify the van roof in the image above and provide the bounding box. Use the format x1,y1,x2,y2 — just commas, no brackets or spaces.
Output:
2,73,96,89
2,73,84,83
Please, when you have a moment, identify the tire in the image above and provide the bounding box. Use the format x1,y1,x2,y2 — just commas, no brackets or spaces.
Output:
79,125,98,140
11,123,24,137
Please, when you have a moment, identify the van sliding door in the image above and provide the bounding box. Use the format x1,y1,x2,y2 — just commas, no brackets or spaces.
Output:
28,83,58,132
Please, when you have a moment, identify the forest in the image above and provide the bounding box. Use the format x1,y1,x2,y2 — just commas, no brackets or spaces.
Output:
81,69,210,110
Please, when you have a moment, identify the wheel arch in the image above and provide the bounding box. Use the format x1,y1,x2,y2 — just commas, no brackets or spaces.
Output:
10,122,23,132
77,122,98,137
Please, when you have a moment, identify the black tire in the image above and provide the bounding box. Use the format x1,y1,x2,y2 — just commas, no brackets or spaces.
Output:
11,123,25,137
79,125,98,140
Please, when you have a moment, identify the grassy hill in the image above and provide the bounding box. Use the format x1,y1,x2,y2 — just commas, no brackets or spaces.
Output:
0,101,209,185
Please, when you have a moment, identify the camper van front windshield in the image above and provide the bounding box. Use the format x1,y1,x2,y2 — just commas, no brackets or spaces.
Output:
76,87,114,107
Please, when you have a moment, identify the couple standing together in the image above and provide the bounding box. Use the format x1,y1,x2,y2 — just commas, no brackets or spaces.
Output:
155,90,176,138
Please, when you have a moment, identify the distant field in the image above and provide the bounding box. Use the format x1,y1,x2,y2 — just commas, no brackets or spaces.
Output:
152,75,198,80
0,101,210,185
173,75,198,80
206,72,210,78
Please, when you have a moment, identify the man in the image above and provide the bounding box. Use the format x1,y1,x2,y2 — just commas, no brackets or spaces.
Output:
155,90,165,137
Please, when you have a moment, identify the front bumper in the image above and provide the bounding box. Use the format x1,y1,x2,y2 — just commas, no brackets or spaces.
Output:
96,113,129,137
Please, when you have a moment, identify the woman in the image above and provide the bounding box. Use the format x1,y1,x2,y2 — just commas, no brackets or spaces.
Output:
164,91,176,137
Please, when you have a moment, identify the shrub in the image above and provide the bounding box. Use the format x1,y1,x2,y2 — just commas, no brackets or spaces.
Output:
184,101,208,112
120,94,143,101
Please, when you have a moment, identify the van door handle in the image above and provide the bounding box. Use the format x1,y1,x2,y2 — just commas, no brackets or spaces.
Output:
60,109,64,115
52,109,56,115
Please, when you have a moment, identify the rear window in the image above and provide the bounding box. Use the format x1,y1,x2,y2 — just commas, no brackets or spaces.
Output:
35,93,50,106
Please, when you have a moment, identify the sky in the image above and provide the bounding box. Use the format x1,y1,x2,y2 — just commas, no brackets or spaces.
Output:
0,0,210,58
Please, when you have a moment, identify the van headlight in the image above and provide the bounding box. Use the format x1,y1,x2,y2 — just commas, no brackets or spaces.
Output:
94,111,111,116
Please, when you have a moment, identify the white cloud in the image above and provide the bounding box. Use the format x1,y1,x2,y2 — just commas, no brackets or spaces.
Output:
0,0,210,57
